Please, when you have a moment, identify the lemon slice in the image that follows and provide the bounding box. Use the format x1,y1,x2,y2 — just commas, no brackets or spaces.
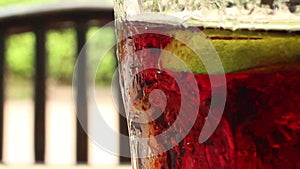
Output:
159,30,222,74
159,29,300,74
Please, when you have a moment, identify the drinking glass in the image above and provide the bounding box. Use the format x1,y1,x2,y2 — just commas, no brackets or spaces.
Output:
113,0,300,168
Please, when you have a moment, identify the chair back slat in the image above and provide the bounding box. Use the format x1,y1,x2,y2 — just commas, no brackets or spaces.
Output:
34,26,47,163
0,29,5,161
75,21,88,164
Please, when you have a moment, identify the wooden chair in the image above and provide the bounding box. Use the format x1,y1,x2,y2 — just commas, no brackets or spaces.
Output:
0,1,130,164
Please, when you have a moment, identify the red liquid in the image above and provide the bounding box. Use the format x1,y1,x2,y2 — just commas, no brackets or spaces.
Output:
117,21,300,169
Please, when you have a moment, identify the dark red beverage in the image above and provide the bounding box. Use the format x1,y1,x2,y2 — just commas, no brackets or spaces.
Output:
117,21,300,169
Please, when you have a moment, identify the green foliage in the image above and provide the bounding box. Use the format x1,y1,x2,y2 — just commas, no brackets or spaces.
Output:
87,27,116,85
0,0,113,6
47,28,76,83
6,32,35,79
0,0,55,6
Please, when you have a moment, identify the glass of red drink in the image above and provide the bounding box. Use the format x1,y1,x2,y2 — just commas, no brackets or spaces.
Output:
113,0,300,168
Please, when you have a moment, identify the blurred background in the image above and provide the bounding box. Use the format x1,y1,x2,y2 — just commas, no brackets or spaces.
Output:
0,0,126,167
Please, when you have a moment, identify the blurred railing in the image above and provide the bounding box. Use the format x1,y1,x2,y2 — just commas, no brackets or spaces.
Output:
0,2,129,164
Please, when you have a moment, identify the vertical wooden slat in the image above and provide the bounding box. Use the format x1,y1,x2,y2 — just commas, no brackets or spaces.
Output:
34,26,46,163
75,21,88,164
0,28,5,162
118,84,131,164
